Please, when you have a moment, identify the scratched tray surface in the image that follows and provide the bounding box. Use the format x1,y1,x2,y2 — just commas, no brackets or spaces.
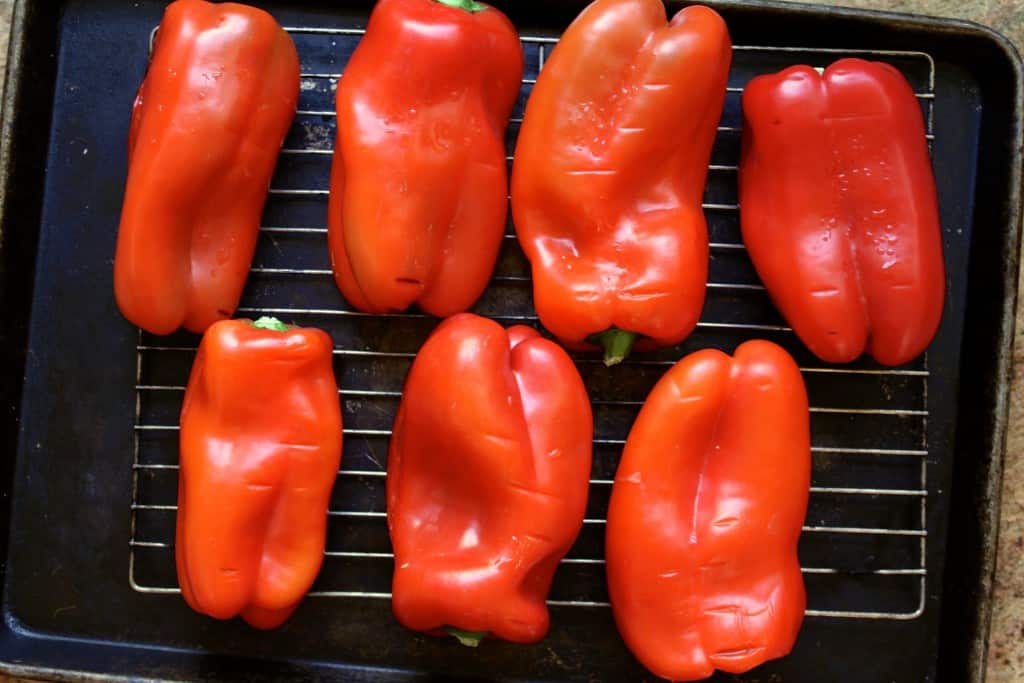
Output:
133,32,932,616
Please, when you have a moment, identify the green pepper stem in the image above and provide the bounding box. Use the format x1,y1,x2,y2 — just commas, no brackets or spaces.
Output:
251,316,290,333
433,0,487,12
588,328,639,367
444,626,488,647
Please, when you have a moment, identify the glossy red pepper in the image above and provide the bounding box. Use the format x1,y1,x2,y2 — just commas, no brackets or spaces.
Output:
115,0,299,335
177,318,342,629
387,314,592,645
328,0,523,317
606,340,810,681
511,0,731,365
739,59,945,366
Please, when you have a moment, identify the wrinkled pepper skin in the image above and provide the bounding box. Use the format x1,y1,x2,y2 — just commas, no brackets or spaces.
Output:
511,0,731,365
115,0,299,335
739,59,945,366
387,314,592,644
177,319,342,629
607,340,810,681
329,0,523,317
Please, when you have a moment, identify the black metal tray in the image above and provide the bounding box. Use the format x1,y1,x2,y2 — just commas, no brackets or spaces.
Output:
0,0,1019,681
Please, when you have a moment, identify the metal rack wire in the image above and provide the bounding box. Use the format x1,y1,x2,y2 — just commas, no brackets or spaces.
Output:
129,27,935,622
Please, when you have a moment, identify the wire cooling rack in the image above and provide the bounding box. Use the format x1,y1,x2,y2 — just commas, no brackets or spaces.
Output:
129,27,936,622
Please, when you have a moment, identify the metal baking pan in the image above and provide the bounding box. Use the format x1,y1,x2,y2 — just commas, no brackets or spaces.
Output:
0,0,1019,680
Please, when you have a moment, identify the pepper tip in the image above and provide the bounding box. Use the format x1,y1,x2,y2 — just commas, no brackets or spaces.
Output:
444,626,488,648
589,328,639,367
251,316,291,333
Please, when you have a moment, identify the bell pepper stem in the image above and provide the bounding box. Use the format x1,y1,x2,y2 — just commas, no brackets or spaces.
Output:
589,328,639,367
433,0,487,12
251,316,290,333
444,626,488,647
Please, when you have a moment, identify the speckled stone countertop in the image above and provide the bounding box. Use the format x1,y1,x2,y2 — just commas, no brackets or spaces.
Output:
0,0,1021,681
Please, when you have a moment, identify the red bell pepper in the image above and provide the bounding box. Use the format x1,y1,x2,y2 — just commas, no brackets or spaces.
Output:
739,59,945,366
177,318,342,629
115,0,299,335
511,0,732,365
606,340,810,681
329,0,523,317
387,314,592,645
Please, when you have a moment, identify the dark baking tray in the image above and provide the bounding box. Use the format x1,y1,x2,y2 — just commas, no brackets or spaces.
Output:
0,0,1019,681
